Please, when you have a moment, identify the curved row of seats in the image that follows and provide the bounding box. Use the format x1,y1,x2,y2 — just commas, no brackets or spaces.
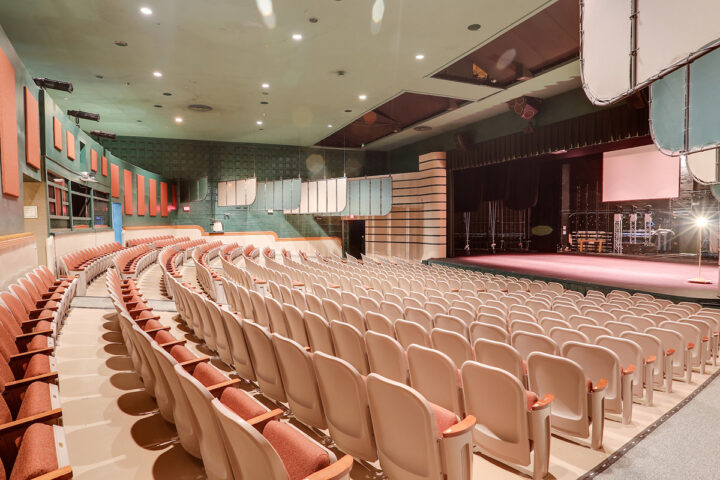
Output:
107,267,354,480
0,266,76,479
153,236,191,249
126,235,173,247
219,243,241,262
112,245,159,280
58,242,123,295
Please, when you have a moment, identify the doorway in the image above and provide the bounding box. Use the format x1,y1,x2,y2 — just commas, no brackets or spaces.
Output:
111,202,123,244
346,220,365,258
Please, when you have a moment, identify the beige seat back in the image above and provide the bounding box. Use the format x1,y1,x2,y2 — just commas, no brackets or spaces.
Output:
405,306,434,333
219,307,256,381
621,315,656,332
305,292,326,317
511,331,559,360
407,344,464,417
424,301,447,317
304,311,335,354
568,314,598,329
271,334,327,429
291,288,308,311
264,296,288,337
507,310,535,324
527,352,590,438
537,309,564,322
469,321,509,344
620,331,663,383
366,311,396,338
282,303,309,347
473,338,524,382
151,343,201,458
312,352,378,462
380,301,404,320
206,300,233,366
242,321,287,402
365,330,409,384
395,319,432,349
174,364,233,479
341,304,366,333
509,319,545,336
321,298,343,322
597,335,643,393
548,327,589,348
461,361,541,472
449,307,474,326
359,296,381,315
249,290,270,327
562,341,622,413
330,321,370,375
366,373,469,480
578,324,613,343
434,314,468,338
431,328,474,369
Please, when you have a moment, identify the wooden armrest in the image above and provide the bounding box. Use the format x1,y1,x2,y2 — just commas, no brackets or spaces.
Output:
442,415,476,438
702,336,709,342
645,355,657,364
531,394,554,411
666,348,675,356
32,465,73,480
22,318,45,329
3,372,59,391
622,364,636,375
592,379,608,392
16,329,53,340
179,357,211,371
0,408,62,435
144,326,172,334
11,347,54,362
30,308,57,317
133,315,161,325
303,454,354,480
129,307,153,315
207,379,242,397
687,343,695,350
159,340,186,349
247,408,284,429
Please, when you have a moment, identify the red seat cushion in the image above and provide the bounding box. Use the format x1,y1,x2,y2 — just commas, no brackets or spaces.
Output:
429,402,458,438
17,382,52,419
33,321,53,332
26,336,49,352
0,395,12,424
24,355,51,379
136,310,155,320
192,363,227,387
262,420,330,480
169,346,196,363
220,388,266,420
36,310,54,321
142,319,164,331
39,300,58,310
525,390,539,411
9,423,58,480
152,330,176,344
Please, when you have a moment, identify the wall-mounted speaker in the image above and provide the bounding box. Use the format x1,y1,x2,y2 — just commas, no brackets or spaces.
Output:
454,131,473,152
507,96,542,121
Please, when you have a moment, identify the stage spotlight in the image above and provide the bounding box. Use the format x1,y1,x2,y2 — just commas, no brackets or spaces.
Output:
68,110,100,122
33,77,73,93
695,216,708,228
90,130,117,139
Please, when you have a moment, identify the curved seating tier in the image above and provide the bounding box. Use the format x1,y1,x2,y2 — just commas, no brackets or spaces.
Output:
126,235,174,247
112,245,159,280
58,242,122,295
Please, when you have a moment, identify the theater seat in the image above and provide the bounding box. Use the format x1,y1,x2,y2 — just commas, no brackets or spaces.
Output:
0,423,71,480
366,373,475,480
407,344,465,417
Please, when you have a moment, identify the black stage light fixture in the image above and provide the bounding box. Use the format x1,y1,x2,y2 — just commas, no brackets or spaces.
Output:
90,130,117,140
33,77,74,93
68,110,100,122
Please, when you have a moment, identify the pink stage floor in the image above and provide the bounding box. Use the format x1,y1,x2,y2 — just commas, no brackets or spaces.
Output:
439,254,719,300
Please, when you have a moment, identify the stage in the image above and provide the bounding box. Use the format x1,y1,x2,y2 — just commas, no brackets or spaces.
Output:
429,253,720,303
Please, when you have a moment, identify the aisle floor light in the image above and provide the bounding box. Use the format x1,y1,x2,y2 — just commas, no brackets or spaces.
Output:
688,216,712,284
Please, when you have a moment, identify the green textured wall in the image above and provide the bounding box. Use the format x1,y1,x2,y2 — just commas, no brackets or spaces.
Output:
98,136,387,239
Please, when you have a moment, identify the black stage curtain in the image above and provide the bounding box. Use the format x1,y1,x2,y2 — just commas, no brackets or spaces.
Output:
454,159,538,211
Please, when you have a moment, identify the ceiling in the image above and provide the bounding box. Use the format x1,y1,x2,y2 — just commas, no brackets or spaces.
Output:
0,0,581,149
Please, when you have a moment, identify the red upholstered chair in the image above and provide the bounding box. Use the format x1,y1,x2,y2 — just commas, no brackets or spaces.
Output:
0,306,54,356
0,423,72,480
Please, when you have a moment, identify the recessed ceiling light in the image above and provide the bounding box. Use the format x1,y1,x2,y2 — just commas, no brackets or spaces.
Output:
292,33,303,41
163,92,172,96
415,54,425,60
260,101,269,105
344,109,352,113
467,23,481,31
328,124,333,128
154,104,163,108
95,74,104,79
175,117,183,123
153,71,163,78
261,83,270,89
358,94,367,101
140,7,153,15
256,120,263,125
114,40,128,47
308,17,319,23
